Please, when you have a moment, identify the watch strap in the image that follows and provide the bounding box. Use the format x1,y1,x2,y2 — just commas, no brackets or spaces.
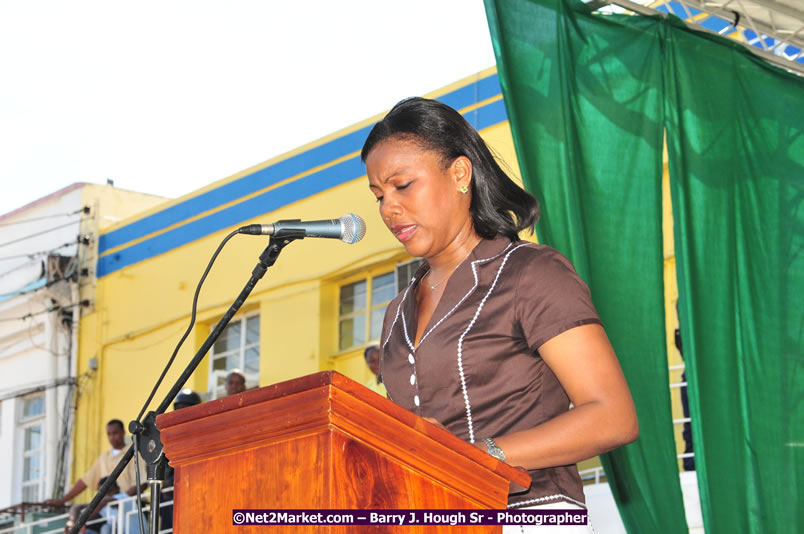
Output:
482,437,506,462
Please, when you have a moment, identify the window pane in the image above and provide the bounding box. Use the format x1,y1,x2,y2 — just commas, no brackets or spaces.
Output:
244,347,259,375
396,259,426,293
212,355,230,372
23,454,40,481
370,306,387,341
339,281,367,315
213,322,241,354
23,397,44,418
22,484,39,502
209,315,260,400
246,316,260,345
339,315,366,351
24,426,41,451
371,272,395,305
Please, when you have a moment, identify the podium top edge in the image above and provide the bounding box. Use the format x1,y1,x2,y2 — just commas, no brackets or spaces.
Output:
156,370,531,489
157,371,343,428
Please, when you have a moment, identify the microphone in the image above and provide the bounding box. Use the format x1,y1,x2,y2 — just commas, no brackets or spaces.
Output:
238,214,366,244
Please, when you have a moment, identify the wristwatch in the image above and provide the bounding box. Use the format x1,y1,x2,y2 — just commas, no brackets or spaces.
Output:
482,438,506,462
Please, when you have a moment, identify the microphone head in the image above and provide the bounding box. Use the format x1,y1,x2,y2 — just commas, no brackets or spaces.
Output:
339,214,366,244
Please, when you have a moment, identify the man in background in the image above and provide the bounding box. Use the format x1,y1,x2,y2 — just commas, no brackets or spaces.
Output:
47,419,146,506
363,345,386,397
224,369,247,396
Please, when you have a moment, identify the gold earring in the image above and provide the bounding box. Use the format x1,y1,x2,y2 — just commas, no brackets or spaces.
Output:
459,185,469,194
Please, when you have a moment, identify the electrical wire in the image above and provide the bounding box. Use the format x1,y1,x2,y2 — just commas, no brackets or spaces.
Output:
0,206,88,227
1,277,60,300
0,258,43,279
107,325,187,352
0,255,84,300
0,376,76,402
0,239,81,262
0,300,90,323
0,220,81,250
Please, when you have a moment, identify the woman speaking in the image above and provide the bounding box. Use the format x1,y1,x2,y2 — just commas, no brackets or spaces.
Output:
363,97,638,533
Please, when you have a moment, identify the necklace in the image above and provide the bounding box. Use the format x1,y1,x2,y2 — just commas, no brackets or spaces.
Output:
426,248,474,290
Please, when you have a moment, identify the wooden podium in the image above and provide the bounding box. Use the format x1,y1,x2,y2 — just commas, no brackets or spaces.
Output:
157,371,530,532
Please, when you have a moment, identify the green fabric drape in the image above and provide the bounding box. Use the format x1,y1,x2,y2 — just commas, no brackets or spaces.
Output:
484,1,687,533
485,0,803,532
664,20,804,534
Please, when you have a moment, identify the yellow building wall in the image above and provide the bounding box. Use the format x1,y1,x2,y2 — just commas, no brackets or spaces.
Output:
80,184,167,232
67,184,167,479
70,66,686,496
70,68,523,493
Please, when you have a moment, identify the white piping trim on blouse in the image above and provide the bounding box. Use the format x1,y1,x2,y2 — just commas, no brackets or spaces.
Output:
381,282,414,406
410,242,516,352
382,240,532,417
457,243,529,443
382,282,411,350
508,493,587,509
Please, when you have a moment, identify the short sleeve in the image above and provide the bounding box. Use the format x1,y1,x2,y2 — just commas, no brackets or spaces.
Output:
80,457,102,491
514,246,602,351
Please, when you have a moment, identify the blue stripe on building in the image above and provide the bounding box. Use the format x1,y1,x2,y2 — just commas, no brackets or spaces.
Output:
97,157,364,277
99,125,374,252
97,75,508,277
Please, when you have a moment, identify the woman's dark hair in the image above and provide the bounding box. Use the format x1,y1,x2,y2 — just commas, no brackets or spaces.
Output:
361,97,539,240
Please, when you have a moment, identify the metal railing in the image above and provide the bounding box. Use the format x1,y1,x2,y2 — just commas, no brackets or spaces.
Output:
0,489,174,534
669,362,696,464
579,361,696,486
579,466,607,485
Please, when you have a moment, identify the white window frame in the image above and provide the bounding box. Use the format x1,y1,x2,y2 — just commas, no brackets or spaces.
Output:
338,269,396,352
208,313,260,400
395,258,425,293
18,394,45,503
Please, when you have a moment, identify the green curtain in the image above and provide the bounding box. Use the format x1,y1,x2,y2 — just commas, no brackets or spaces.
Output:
484,1,688,533
664,18,804,534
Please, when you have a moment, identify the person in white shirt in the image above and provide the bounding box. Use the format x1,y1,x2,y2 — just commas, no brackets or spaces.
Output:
47,419,146,506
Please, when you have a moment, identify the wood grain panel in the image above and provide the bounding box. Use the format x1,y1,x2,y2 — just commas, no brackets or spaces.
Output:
328,387,508,507
330,431,500,533
158,372,525,533
174,431,332,533
327,372,530,490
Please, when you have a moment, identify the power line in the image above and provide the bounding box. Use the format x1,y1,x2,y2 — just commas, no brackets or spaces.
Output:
0,220,81,250
0,206,89,227
0,236,91,299
0,234,90,263
0,376,80,402
0,299,90,323
0,271,78,300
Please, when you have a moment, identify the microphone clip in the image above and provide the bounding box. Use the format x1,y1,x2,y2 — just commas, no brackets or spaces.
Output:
271,219,306,240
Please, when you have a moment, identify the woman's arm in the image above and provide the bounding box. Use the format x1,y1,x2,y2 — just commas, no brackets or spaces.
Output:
475,323,638,469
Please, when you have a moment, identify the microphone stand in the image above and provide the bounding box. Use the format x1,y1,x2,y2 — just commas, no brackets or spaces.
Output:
69,234,301,534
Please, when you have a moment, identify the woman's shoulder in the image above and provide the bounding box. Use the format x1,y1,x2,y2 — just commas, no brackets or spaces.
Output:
496,239,580,276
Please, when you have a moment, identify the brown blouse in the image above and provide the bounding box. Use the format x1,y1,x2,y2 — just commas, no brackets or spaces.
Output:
379,235,602,508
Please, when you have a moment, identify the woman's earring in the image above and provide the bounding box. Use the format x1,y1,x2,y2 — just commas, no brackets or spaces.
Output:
459,185,469,194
